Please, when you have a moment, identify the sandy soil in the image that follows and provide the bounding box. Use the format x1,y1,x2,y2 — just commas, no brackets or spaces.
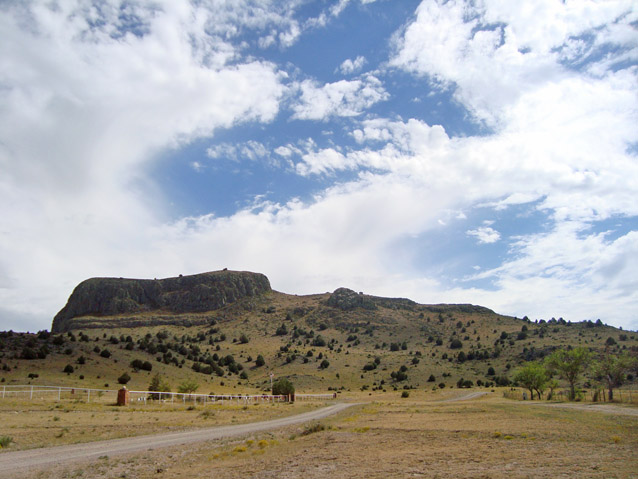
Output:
7,392,638,479
0,403,354,477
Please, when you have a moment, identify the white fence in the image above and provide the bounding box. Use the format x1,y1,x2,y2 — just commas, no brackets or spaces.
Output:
295,393,337,401
0,385,336,405
126,390,290,405
1,385,114,403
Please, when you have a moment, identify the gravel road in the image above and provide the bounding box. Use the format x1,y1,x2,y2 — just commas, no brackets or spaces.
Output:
0,402,355,477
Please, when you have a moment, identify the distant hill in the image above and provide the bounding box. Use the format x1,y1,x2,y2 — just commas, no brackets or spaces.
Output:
0,270,635,393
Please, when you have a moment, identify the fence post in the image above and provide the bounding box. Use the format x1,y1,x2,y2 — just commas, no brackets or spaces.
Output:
30,385,33,400
87,389,90,403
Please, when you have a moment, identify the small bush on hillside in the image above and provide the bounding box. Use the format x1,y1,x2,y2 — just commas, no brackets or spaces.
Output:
401,391,410,398
63,364,74,374
21,347,38,360
100,349,111,358
312,336,326,347
117,372,131,385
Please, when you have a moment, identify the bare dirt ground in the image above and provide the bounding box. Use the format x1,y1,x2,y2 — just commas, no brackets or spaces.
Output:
6,391,638,479
525,401,638,416
0,403,354,478
439,391,488,402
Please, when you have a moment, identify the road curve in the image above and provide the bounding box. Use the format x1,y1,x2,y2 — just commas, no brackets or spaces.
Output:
0,402,355,477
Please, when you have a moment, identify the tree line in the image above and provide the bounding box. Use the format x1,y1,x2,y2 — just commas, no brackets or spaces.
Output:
512,347,636,401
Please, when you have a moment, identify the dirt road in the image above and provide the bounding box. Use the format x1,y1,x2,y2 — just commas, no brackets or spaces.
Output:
0,402,355,477
440,391,488,402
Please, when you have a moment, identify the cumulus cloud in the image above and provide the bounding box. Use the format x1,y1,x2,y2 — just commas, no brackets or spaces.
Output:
291,75,388,120
467,226,501,244
339,55,366,74
390,0,637,127
0,1,288,331
1,0,637,333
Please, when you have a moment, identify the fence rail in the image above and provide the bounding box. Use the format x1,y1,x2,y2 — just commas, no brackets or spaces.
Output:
0,385,336,405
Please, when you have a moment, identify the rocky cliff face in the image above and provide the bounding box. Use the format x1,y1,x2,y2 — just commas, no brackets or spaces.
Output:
326,287,417,311
52,270,271,332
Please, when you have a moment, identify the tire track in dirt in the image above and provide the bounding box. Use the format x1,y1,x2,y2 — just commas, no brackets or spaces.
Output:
0,402,355,477
439,391,488,402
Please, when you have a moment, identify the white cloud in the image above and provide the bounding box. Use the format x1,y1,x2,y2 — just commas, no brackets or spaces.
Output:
466,226,501,244
291,75,388,120
339,55,366,74
0,1,287,331
1,0,637,334
207,141,270,163
390,0,637,126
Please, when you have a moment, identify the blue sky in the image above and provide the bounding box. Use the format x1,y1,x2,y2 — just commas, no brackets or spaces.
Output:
1,0,637,332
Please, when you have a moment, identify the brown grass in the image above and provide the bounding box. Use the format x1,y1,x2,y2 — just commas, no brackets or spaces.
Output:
0,397,317,451
15,391,638,479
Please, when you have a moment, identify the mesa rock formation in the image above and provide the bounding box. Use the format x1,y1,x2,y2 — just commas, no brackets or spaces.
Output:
51,270,271,332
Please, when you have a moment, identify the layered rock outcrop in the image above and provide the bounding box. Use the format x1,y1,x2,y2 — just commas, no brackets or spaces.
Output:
52,270,271,332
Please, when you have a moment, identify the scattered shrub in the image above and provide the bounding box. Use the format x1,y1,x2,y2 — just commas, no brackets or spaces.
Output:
301,422,326,436
0,436,13,448
117,372,131,385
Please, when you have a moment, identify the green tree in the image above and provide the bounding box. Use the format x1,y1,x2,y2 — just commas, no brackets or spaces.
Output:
546,378,560,400
147,373,171,399
545,347,592,400
255,354,266,367
594,352,636,401
177,379,199,394
272,377,295,396
513,362,548,400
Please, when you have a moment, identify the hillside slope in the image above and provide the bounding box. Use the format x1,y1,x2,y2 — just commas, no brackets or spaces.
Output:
1,270,636,393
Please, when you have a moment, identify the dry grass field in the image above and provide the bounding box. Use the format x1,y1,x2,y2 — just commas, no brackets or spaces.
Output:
9,390,638,479
0,397,317,451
